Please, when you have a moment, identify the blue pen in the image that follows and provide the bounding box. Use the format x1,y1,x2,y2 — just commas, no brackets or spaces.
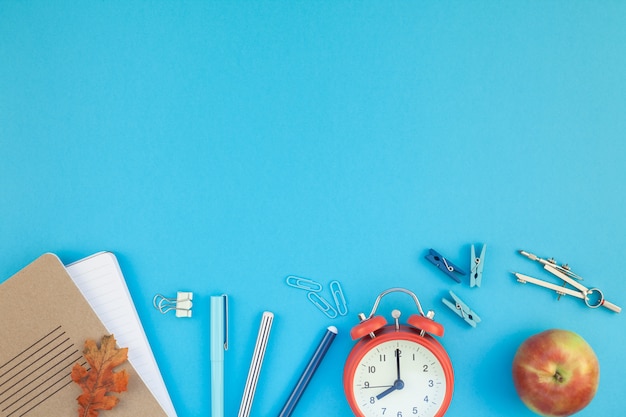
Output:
278,326,338,417
211,295,228,417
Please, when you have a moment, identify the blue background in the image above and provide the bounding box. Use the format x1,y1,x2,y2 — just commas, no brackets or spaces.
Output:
1,2,625,416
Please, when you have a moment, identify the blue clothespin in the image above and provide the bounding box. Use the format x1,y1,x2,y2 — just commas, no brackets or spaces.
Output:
425,248,466,283
442,290,481,327
470,244,486,288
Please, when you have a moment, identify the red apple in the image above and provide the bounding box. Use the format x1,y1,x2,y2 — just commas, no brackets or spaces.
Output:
512,329,599,417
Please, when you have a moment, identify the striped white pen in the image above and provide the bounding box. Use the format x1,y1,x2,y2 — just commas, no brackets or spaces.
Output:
238,311,274,417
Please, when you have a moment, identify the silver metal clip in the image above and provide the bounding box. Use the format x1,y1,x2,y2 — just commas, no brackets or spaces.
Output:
223,294,229,350
153,292,193,318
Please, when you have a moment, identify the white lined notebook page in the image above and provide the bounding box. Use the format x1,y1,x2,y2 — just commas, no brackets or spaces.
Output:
65,252,178,417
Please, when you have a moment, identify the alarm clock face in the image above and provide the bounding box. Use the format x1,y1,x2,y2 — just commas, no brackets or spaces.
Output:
350,338,449,417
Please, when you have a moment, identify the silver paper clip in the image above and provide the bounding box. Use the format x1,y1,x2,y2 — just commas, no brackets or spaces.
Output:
329,280,348,316
307,292,338,319
286,275,349,318
285,275,323,292
442,290,481,327
153,291,194,318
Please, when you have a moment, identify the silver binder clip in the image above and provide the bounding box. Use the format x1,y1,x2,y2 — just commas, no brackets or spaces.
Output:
153,291,194,318
442,290,481,327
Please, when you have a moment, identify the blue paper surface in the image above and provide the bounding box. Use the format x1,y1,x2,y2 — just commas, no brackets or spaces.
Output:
1,2,625,416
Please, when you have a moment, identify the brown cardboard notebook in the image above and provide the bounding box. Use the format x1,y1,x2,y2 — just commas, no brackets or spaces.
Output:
0,254,168,417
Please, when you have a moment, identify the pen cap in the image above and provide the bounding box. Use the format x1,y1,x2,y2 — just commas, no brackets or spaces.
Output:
210,295,227,361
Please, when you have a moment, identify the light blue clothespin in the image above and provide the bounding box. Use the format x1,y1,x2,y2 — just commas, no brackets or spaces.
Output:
470,244,486,288
442,290,481,327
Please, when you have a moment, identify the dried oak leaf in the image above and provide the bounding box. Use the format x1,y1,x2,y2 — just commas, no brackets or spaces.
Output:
71,334,130,417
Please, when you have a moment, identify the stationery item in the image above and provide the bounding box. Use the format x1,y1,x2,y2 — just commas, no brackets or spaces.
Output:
237,312,274,417
277,326,338,417
307,292,338,319
343,288,453,417
0,253,168,417
442,290,482,327
286,275,349,318
470,244,486,287
425,248,467,283
152,292,194,318
210,295,228,417
285,275,323,292
65,252,178,416
514,250,621,313
329,280,348,316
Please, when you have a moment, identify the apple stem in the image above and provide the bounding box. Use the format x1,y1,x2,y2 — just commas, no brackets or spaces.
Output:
553,371,564,383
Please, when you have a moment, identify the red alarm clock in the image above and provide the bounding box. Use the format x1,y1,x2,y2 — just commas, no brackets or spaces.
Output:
343,288,454,417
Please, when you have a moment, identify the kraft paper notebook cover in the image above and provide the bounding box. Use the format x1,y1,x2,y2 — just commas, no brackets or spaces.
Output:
0,254,167,417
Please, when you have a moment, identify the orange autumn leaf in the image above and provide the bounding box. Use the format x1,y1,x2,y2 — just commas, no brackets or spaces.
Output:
71,334,130,417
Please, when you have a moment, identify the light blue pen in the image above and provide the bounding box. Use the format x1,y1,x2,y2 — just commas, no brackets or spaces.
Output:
211,294,228,417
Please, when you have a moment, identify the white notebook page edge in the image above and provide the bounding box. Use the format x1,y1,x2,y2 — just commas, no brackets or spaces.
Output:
65,252,178,417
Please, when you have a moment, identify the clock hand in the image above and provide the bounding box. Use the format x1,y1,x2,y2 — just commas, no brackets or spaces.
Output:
376,349,405,400
395,348,401,381
375,385,396,400
375,379,405,400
